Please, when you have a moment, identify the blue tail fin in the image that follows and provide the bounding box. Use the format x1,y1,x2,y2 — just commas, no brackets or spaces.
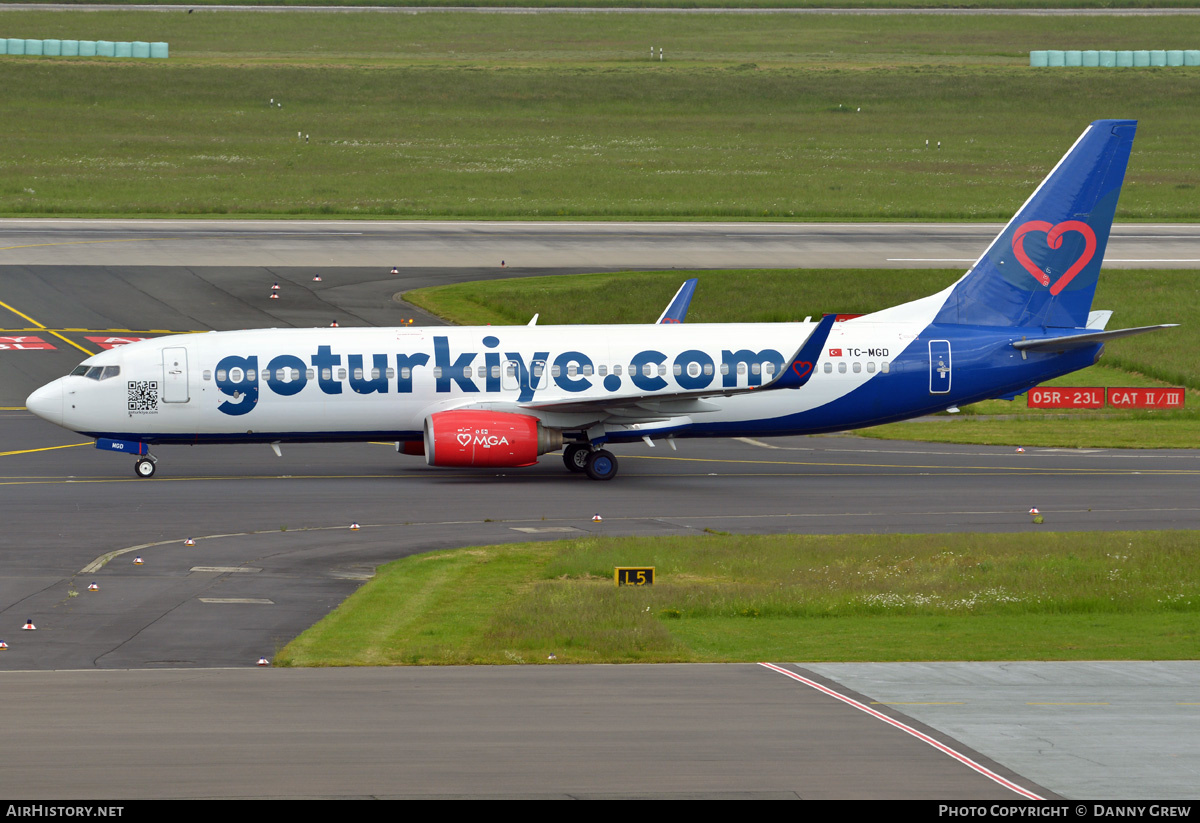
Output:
934,120,1136,329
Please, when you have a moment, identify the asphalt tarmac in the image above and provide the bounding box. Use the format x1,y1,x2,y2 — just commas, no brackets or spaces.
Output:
1,225,1198,799
2,219,1199,270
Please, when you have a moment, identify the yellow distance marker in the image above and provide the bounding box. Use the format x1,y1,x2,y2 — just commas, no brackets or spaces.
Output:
614,567,654,587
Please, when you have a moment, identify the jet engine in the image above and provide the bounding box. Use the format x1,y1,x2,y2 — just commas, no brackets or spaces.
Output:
423,410,563,468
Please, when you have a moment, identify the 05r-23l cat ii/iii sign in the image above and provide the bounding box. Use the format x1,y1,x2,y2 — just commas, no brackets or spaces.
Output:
26,120,1174,481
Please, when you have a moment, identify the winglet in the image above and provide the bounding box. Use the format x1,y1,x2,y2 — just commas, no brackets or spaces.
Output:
656,279,698,324
768,313,836,390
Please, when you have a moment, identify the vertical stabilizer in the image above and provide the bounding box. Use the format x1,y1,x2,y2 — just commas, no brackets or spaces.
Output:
934,120,1136,329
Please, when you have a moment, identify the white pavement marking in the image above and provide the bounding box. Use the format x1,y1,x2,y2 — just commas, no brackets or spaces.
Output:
758,662,1044,800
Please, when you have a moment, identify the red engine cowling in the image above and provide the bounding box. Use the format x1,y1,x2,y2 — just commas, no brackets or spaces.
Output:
424,410,563,468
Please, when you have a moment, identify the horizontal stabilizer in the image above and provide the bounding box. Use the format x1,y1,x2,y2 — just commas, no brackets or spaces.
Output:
1012,324,1178,353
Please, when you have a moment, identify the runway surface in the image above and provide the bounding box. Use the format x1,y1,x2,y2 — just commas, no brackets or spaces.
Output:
2,218,1200,269
1,225,1198,799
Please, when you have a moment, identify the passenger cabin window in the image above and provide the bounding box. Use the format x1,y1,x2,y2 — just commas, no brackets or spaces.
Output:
823,363,833,373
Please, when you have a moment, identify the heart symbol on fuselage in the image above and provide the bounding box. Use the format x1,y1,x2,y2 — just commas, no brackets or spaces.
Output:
457,433,472,446
1011,220,1097,296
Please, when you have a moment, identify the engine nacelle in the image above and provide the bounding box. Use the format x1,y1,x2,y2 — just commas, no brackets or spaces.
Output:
423,410,563,468
396,440,425,457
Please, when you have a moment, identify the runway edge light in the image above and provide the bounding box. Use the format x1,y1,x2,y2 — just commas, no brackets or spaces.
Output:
22,619,35,631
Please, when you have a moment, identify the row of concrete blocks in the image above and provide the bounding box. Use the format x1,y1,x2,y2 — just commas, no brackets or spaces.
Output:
1031,49,1200,67
1,39,169,58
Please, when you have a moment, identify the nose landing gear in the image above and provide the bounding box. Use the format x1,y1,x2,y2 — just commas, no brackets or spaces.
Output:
134,455,158,478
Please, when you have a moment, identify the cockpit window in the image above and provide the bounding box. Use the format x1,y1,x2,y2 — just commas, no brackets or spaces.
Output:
76,365,121,381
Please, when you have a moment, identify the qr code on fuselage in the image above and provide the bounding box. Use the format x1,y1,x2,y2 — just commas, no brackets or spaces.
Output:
127,380,159,411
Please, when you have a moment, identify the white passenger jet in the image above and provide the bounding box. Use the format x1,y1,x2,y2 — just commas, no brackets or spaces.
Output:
27,120,1174,480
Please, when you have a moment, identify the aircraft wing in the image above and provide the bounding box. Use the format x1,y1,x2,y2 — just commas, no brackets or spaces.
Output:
512,313,837,421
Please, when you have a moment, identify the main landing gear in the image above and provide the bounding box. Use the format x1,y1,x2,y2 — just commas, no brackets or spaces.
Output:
134,455,158,478
563,443,618,481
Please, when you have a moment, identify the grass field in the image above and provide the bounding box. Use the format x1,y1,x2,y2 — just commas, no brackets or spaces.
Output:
1,11,1198,217
16,1,1200,9
405,267,1200,448
276,530,1200,665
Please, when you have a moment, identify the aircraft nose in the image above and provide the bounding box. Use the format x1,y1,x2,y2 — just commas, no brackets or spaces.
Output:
26,379,64,427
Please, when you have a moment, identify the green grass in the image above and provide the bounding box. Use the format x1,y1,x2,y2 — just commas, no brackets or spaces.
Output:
405,267,1200,448
276,531,1200,665
1,11,1199,217
17,1,1200,9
